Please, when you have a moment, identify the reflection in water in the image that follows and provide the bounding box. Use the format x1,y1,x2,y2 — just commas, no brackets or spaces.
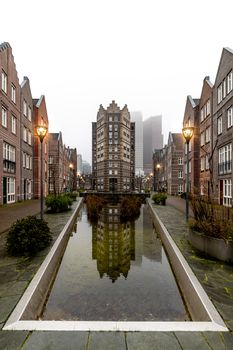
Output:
42,203,189,321
92,203,135,282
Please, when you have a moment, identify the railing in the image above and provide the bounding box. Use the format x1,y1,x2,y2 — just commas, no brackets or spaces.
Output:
218,161,232,174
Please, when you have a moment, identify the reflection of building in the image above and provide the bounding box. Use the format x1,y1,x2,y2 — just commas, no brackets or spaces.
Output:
92,101,135,192
92,203,135,282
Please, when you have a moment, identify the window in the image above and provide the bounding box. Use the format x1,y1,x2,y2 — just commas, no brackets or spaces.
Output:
223,179,232,207
3,142,16,161
109,116,112,122
28,106,32,121
23,152,26,168
201,157,205,171
206,155,209,170
11,84,16,103
2,106,7,127
178,183,183,195
178,157,183,165
23,100,27,116
23,127,27,142
206,99,210,116
1,71,7,93
11,116,16,134
7,177,15,203
205,127,210,143
109,170,112,175
109,124,112,131
219,144,232,174
178,170,183,178
227,107,233,128
223,79,226,99
28,130,32,145
217,116,222,134
227,71,233,94
200,132,205,146
200,108,204,122
189,160,191,173
114,170,118,175
26,154,30,169
48,156,53,164
217,84,222,104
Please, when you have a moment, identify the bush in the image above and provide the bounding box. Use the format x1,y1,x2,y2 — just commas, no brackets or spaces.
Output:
190,196,233,241
6,216,52,256
86,195,106,222
45,194,72,213
152,193,167,205
120,196,142,221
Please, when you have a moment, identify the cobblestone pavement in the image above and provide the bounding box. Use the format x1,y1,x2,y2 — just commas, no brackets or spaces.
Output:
0,198,233,349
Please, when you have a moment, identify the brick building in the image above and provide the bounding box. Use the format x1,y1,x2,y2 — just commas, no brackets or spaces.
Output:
199,76,213,198
212,48,233,206
0,42,21,204
33,96,49,198
183,96,200,194
48,132,64,195
20,77,34,200
166,133,184,195
92,101,135,192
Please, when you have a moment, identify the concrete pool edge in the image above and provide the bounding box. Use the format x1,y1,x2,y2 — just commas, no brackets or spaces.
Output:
3,198,228,332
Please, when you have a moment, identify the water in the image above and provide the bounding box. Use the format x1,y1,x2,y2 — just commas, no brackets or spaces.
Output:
42,203,189,321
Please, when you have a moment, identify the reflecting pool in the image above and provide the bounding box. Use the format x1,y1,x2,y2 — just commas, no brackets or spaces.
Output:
42,204,189,321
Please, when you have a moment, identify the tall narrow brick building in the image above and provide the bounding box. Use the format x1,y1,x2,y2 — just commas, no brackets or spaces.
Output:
92,101,135,192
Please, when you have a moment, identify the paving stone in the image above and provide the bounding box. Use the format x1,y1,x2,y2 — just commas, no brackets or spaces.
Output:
221,332,233,349
22,331,88,350
126,332,181,350
0,280,28,298
201,332,228,350
175,332,213,349
0,295,20,323
88,332,126,350
0,330,28,350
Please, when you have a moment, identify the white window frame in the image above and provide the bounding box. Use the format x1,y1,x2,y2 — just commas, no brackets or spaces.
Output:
23,100,27,116
200,132,205,146
223,179,232,207
205,127,210,143
227,71,233,94
1,71,7,93
178,183,183,195
217,84,223,104
217,116,222,135
178,170,183,179
28,106,32,121
11,84,16,103
28,130,32,145
206,99,210,116
11,115,16,134
201,157,205,171
2,106,7,127
23,127,27,142
7,177,15,203
178,157,183,165
227,107,233,128
205,155,209,170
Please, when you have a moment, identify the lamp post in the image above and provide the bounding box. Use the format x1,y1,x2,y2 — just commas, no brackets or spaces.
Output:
182,126,194,221
156,163,161,192
69,163,74,191
36,125,48,220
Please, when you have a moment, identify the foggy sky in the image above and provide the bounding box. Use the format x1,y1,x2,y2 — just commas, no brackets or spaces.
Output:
1,0,233,162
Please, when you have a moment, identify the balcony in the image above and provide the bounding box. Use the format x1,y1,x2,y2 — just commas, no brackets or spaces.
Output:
218,161,232,174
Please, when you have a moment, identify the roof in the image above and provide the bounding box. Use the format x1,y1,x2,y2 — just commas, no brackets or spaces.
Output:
0,42,11,52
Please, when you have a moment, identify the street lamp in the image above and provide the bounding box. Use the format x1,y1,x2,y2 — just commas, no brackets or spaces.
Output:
69,163,74,191
182,126,194,221
36,125,48,220
156,163,161,192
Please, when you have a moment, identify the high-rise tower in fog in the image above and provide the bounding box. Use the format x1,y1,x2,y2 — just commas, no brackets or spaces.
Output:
131,111,144,176
143,115,163,174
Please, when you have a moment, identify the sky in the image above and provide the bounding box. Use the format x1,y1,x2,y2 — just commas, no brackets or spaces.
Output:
1,0,233,163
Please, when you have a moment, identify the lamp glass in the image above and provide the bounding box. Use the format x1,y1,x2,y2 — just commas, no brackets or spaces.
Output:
36,125,47,140
182,126,194,142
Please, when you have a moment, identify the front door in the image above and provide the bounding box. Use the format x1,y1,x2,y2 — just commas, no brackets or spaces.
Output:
3,177,7,204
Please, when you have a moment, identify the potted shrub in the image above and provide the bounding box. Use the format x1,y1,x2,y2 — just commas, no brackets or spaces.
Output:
189,197,233,262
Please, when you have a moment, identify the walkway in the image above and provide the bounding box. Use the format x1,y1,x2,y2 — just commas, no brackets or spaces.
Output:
0,198,233,349
0,199,40,234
